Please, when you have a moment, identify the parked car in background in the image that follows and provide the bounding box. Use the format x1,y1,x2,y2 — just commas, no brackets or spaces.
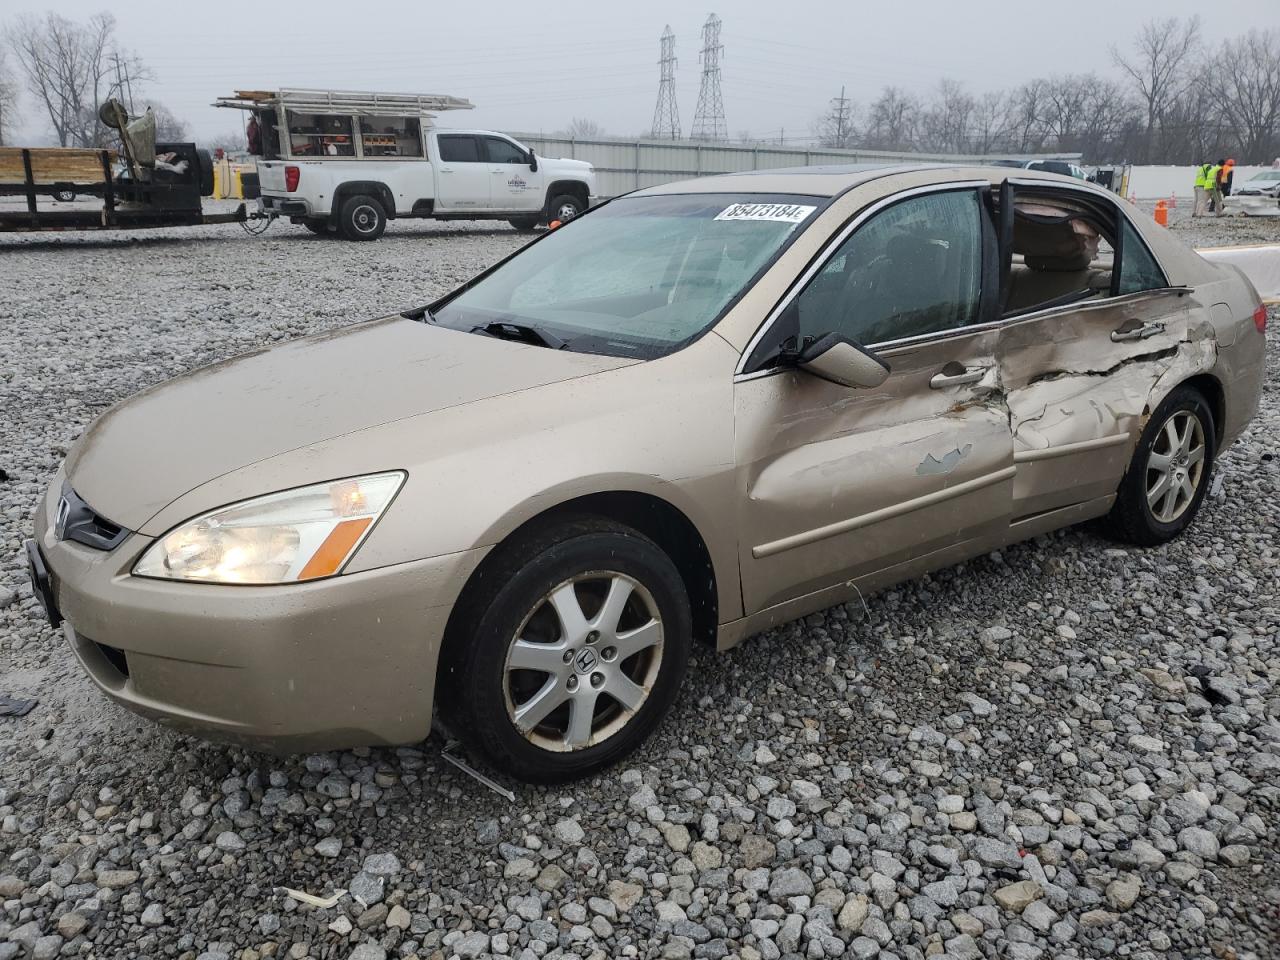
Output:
26,164,1266,782
1224,170,1280,216
215,89,597,239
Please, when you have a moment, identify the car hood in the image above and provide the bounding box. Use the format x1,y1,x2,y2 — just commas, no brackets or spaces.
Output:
66,316,635,530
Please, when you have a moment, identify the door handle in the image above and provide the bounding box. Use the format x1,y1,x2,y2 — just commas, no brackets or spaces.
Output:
1111,322,1165,342
440,167,454,173
929,366,989,389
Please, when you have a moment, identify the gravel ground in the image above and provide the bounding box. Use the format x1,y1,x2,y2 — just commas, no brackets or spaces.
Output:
0,208,1277,960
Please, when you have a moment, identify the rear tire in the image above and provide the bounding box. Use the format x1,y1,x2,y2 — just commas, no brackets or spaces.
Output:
437,519,691,784
338,194,386,241
509,216,540,232
547,193,584,224
1100,385,1216,545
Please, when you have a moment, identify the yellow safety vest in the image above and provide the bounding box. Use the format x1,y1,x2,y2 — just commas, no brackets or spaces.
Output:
1195,164,1212,188
1207,165,1222,189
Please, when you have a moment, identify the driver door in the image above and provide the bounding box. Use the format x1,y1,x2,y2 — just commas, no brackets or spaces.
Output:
483,135,542,212
734,186,1015,615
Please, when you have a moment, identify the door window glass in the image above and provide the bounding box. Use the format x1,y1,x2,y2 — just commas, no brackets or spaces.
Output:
484,137,528,165
1116,219,1168,294
358,116,423,157
438,135,481,163
794,189,983,346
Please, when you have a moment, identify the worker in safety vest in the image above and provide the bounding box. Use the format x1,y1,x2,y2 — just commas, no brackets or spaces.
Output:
1219,158,1236,198
1193,161,1212,217
1208,159,1225,216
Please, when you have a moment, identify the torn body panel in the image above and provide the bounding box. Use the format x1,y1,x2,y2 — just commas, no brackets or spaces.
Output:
997,289,1217,519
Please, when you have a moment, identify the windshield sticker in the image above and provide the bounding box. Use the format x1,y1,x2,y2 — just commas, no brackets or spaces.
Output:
714,202,817,224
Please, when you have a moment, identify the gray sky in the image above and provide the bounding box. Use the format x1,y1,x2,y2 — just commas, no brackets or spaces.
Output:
8,0,1276,144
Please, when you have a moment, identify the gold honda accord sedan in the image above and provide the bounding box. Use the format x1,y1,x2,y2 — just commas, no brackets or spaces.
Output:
26,165,1266,782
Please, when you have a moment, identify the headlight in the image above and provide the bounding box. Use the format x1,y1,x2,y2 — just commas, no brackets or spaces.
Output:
133,472,405,584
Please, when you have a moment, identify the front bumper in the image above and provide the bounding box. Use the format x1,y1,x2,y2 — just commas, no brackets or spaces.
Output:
1223,194,1280,217
33,481,483,752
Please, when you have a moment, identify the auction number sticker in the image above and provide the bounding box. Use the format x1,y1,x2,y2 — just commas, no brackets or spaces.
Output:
715,202,816,223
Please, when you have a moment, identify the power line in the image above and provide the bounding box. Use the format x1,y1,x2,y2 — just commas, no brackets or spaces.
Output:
691,13,727,142
651,25,681,140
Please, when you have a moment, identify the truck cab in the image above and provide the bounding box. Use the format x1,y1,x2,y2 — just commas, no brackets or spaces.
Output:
215,89,597,239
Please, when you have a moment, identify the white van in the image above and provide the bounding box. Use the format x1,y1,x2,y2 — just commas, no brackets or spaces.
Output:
216,89,597,239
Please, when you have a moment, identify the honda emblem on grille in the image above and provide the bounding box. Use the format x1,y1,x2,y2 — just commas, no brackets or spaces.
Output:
53,496,71,541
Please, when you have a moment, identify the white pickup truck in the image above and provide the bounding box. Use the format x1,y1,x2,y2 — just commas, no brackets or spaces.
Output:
215,88,598,240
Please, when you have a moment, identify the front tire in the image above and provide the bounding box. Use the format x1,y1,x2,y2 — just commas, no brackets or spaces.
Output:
1101,385,1216,545
547,193,584,224
438,519,691,783
338,194,387,241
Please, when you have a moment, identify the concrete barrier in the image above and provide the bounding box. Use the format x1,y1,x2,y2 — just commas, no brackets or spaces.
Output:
1198,244,1280,303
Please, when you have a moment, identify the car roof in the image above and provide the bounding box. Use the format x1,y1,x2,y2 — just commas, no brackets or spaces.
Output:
631,163,1092,199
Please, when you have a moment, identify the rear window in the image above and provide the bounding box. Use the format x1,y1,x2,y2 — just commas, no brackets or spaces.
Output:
438,135,480,163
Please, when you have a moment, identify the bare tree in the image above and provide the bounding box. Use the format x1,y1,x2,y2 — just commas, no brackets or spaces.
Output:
142,101,189,142
559,117,603,139
1008,79,1050,153
5,12,143,147
0,47,18,145
861,87,920,152
918,79,975,153
1208,29,1280,162
1111,16,1201,162
970,91,1014,154
207,129,248,155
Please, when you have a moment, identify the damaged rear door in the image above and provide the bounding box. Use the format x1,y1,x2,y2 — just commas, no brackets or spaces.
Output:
734,184,1015,615
995,184,1203,519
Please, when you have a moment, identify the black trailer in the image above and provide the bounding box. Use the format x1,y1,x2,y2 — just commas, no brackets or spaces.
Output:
0,143,252,233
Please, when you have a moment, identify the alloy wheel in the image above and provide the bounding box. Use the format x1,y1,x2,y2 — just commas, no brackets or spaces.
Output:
503,572,664,752
1145,409,1206,523
557,202,580,221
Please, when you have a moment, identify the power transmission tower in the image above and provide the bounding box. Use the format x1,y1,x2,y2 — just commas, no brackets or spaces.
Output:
690,13,726,141
650,26,681,140
827,86,852,147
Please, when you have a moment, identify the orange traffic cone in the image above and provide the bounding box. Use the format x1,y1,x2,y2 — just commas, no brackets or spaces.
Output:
1168,192,1177,208
1154,200,1168,226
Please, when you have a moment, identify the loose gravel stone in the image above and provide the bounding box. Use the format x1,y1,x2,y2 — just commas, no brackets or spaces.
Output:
0,217,1275,960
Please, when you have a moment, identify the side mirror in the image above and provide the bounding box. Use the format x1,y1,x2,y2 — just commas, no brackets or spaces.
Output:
529,149,538,172
797,332,890,389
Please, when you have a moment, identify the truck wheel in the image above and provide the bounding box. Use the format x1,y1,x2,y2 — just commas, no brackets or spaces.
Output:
509,216,540,232
302,219,330,236
339,194,387,241
547,194,584,223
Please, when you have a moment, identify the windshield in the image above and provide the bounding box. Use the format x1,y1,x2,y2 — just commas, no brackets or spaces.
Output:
431,192,822,358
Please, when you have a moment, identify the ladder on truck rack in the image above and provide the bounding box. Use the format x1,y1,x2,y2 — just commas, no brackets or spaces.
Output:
214,88,474,118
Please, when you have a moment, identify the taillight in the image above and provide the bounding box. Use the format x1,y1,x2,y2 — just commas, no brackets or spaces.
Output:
1254,303,1268,334
284,165,300,192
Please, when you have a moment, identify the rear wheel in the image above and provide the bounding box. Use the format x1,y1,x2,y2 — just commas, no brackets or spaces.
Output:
509,216,540,232
547,193,584,224
338,194,386,241
1100,385,1215,545
438,519,691,783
